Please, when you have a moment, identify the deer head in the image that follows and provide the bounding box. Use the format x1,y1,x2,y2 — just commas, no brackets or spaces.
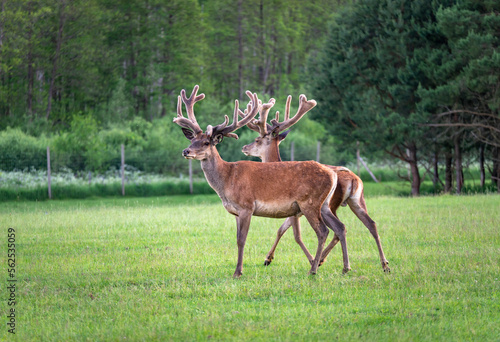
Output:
241,94,317,161
174,85,260,160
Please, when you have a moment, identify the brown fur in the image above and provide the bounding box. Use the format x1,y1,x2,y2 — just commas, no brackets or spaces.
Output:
182,139,351,278
242,133,390,272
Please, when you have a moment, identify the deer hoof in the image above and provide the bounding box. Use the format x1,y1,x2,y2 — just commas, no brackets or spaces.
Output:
342,267,351,274
233,271,242,279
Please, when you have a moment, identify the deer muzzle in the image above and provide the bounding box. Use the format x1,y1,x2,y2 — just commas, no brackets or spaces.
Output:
182,149,193,159
241,144,251,156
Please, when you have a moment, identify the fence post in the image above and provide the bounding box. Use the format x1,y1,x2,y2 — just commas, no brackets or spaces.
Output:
121,144,125,196
358,155,379,183
356,141,360,176
316,141,321,162
47,146,52,199
189,159,193,194
290,141,295,161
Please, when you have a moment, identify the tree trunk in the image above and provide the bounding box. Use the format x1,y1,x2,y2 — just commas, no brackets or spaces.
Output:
27,1,34,116
454,134,463,194
445,150,453,193
0,0,5,89
433,146,439,190
479,144,485,188
497,148,500,193
495,147,500,193
0,0,4,55
258,0,264,89
237,0,244,98
46,0,66,120
408,144,421,196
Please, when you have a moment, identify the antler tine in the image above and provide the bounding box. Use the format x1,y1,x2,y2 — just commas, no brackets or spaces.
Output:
239,103,261,133
284,95,292,121
255,98,275,136
213,91,261,140
181,85,205,121
174,85,205,134
239,97,275,136
237,91,261,129
269,94,317,133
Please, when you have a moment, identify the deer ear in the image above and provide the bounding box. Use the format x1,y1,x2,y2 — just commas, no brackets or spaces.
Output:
182,128,196,141
213,134,224,145
278,130,290,142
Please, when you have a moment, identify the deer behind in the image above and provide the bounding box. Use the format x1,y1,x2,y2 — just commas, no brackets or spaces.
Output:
241,94,390,272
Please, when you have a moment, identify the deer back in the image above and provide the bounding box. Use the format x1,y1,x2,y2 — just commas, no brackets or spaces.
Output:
209,160,337,218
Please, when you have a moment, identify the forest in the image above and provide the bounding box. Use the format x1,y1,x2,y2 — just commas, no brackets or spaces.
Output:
0,0,499,195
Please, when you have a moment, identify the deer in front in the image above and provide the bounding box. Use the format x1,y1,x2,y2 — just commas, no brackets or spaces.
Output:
174,85,351,278
241,94,390,272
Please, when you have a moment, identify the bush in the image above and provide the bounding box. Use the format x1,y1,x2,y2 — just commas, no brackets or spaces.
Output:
0,128,48,171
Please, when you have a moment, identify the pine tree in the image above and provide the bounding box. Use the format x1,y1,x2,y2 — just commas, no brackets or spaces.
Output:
308,0,454,196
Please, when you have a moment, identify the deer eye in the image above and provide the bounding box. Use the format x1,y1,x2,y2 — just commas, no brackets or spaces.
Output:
204,142,210,146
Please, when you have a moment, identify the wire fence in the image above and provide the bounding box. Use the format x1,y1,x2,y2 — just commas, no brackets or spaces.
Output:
2,142,355,200
0,145,202,200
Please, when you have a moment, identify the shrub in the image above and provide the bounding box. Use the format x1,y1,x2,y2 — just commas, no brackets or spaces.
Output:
0,128,48,171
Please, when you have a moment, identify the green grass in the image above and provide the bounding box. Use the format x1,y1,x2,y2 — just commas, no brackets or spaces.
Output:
1,194,499,341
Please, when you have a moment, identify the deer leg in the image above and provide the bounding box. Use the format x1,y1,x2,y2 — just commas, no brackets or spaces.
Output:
319,192,344,266
290,216,315,266
318,210,342,266
301,209,329,275
265,216,314,266
233,210,252,278
319,234,340,266
348,198,390,272
264,217,293,266
264,216,314,266
321,204,351,274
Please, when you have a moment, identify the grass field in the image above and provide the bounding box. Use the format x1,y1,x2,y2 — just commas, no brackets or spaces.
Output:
1,194,499,341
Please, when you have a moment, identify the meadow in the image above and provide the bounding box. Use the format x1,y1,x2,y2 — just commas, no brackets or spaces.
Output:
0,193,499,341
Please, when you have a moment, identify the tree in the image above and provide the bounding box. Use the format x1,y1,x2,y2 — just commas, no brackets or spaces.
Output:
308,0,453,196
418,0,500,192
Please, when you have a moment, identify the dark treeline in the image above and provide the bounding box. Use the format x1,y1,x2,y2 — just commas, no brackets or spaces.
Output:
0,0,499,195
0,0,345,176
0,0,340,124
310,0,500,194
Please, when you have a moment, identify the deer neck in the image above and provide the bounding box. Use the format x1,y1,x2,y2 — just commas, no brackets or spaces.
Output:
200,146,229,196
261,140,282,163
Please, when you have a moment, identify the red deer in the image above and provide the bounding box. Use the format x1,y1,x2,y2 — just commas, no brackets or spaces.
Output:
241,94,390,272
174,85,351,278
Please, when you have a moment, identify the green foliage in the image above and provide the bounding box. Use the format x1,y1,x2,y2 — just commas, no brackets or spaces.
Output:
52,114,103,170
0,128,48,170
309,0,447,151
46,115,191,173
417,0,500,146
